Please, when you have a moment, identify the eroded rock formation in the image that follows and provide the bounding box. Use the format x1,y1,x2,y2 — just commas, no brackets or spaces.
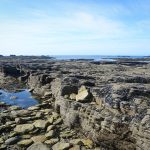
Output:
0,56,150,150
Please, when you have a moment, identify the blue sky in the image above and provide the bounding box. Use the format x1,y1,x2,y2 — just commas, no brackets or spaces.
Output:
0,0,150,55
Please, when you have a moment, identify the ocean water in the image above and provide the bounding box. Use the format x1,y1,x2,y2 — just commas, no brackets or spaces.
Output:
51,55,149,61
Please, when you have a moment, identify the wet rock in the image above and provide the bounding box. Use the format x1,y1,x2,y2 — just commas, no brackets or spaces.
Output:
11,109,30,117
28,88,34,92
9,105,21,110
10,96,18,100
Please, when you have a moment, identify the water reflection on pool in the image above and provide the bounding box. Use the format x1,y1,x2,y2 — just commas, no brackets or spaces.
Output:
0,89,39,109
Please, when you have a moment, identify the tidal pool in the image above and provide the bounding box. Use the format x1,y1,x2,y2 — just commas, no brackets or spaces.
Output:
0,89,39,109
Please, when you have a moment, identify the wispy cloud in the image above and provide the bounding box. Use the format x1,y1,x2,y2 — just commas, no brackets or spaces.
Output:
0,0,149,55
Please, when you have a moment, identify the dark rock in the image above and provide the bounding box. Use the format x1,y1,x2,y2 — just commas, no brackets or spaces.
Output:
5,136,20,145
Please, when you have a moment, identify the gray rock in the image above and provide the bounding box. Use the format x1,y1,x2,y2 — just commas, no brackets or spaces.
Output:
44,138,59,145
27,143,50,150
76,86,91,102
47,125,55,132
31,135,47,143
14,124,34,133
52,142,71,150
44,91,52,97
45,130,55,138
28,106,40,111
0,138,4,144
5,136,20,145
33,120,49,129
17,139,33,147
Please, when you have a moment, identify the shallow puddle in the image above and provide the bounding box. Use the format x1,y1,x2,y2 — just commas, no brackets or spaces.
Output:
0,89,39,108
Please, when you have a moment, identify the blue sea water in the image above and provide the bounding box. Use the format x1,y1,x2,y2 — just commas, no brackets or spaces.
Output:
51,55,149,61
0,90,38,109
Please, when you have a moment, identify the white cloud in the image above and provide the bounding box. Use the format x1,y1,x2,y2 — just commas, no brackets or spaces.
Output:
0,1,150,55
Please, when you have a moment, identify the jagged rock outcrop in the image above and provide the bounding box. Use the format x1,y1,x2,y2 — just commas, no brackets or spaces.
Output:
0,56,150,149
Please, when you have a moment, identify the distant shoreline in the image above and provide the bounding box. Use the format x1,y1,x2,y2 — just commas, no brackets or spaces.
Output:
0,55,150,62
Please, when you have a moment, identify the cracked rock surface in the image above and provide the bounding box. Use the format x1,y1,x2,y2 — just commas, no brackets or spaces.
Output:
0,56,150,150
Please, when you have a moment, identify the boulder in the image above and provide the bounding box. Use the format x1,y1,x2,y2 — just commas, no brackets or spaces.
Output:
76,86,92,102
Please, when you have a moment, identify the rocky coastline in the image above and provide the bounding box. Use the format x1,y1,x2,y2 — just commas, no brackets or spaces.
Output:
0,56,150,150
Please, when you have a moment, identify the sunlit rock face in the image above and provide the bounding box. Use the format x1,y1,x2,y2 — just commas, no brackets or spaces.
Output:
0,56,150,149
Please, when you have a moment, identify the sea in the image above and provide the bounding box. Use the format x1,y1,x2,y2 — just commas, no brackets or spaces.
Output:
50,55,150,61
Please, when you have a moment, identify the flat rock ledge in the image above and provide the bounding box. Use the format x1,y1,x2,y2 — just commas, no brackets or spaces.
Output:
0,56,150,150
